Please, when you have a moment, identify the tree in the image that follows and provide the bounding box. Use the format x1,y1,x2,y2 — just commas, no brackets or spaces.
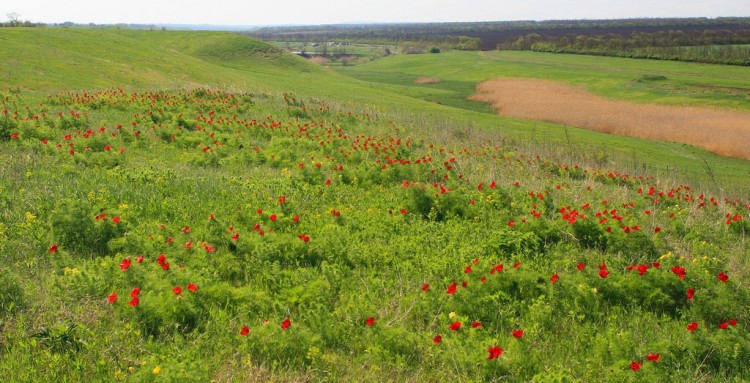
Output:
7,12,20,26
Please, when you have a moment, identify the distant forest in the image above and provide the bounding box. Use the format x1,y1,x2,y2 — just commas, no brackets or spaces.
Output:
250,17,750,65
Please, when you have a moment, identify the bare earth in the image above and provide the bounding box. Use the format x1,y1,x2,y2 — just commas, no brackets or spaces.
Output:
470,78,750,160
415,76,442,84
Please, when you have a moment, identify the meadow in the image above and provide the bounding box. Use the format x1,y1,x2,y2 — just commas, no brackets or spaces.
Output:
0,28,749,382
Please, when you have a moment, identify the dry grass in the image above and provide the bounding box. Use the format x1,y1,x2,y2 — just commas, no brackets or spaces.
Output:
307,56,330,65
470,78,750,160
415,76,442,85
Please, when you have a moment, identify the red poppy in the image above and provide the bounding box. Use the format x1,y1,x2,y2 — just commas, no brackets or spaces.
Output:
240,325,249,336
365,317,376,326
550,273,559,283
576,262,585,271
119,258,131,271
671,266,686,279
433,335,442,344
447,282,457,295
186,284,199,292
449,321,462,331
10,132,19,139
464,265,472,274
512,329,524,338
730,319,738,326
599,269,609,278
130,287,140,298
281,318,291,330
687,321,698,332
107,292,117,304
172,286,182,295
717,272,729,283
487,346,503,360
232,233,239,241
647,353,660,362
719,322,729,329
630,361,642,371
325,179,331,186
687,288,695,300
292,215,300,223
421,283,430,292
112,216,121,224
136,255,144,263
129,297,139,307
471,321,482,329
513,262,521,269
270,214,277,221
49,243,58,254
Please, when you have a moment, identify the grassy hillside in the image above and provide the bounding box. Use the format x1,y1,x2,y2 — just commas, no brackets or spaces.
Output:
1,28,749,382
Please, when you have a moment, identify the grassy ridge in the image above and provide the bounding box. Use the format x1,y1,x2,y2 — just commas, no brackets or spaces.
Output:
3,28,749,196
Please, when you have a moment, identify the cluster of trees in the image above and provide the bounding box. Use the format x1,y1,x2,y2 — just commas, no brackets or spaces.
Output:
1,13,45,28
502,28,750,65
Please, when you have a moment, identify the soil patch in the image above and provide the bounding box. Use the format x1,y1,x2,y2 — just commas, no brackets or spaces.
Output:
470,78,750,160
415,76,442,84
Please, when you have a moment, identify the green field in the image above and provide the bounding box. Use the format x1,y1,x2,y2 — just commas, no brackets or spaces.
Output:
1,28,750,382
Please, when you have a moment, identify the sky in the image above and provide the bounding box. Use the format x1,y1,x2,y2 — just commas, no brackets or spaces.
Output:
3,0,749,26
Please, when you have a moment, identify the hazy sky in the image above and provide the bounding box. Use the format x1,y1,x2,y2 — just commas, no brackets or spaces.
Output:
3,0,748,26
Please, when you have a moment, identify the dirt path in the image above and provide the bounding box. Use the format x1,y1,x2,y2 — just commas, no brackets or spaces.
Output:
470,78,750,160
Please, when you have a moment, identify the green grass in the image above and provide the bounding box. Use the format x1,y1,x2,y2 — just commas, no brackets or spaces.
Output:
1,28,750,382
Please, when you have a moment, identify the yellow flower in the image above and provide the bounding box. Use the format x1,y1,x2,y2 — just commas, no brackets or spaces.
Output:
448,311,457,319
152,366,161,375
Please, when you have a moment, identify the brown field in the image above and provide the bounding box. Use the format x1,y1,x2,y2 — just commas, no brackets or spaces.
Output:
307,56,331,65
470,78,750,160
415,76,442,84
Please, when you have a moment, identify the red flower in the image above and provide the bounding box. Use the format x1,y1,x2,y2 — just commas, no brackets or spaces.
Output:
130,287,141,298
647,353,661,362
119,258,131,271
325,179,331,186
513,262,521,269
240,325,249,336
447,282,457,295
471,321,482,328
270,214,277,221
576,262,585,271
630,361,642,372
730,319,738,326
687,321,699,332
172,286,182,295
10,132,19,139
49,243,58,254
292,215,300,223
550,273,559,283
687,288,695,300
719,322,729,329
232,232,239,241
129,297,139,307
281,318,291,330
487,346,503,360
717,272,729,283
512,329,524,338
507,220,515,228
671,266,686,279
449,321,462,331
365,317,376,326
464,265,472,274
112,216,121,224
599,269,610,278
107,292,117,304
421,283,430,292
433,335,442,344
136,255,144,263
186,284,199,292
